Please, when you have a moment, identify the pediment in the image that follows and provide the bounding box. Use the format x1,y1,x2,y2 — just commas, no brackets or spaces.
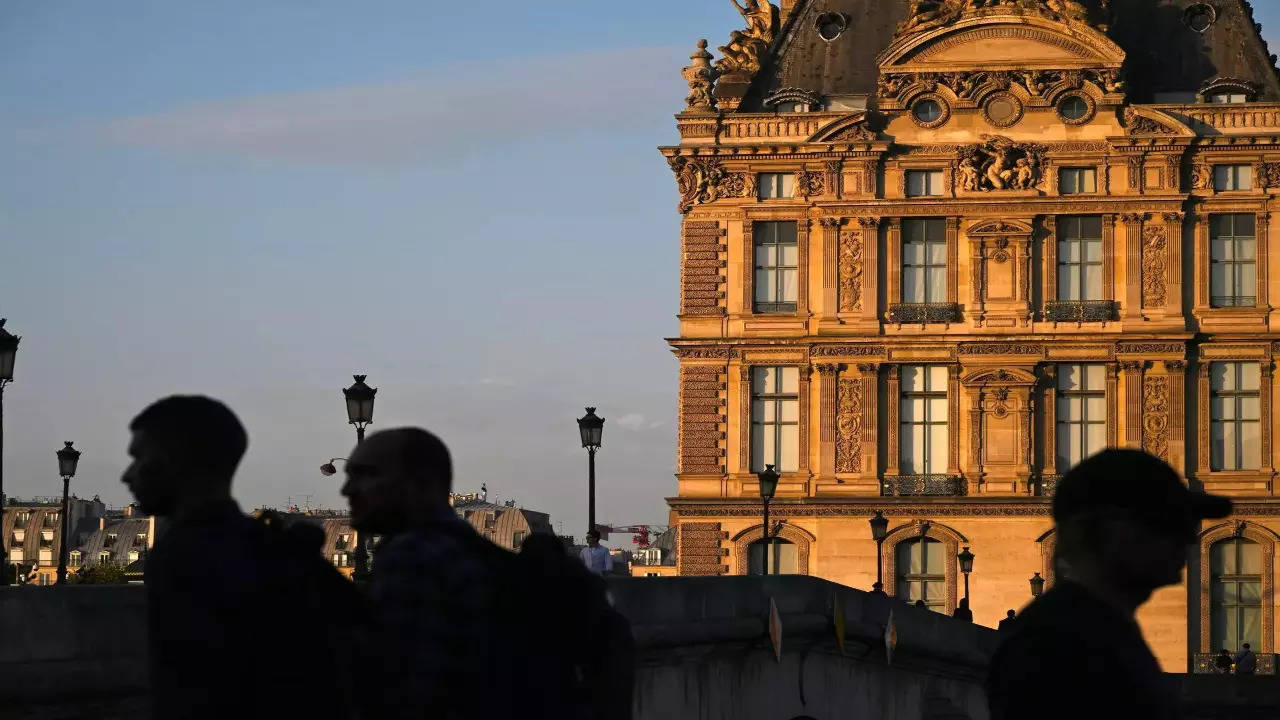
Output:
808,112,877,143
967,219,1034,236
961,367,1038,386
880,15,1125,72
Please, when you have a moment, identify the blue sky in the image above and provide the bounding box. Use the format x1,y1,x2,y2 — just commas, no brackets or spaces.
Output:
4,2,1280,539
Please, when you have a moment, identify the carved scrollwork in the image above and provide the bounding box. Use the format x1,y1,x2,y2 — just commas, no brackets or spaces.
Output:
811,344,886,357
1142,225,1168,308
669,156,726,214
839,228,864,312
1191,163,1212,190
957,135,1047,192
1124,107,1180,136
797,170,825,197
836,377,862,473
1261,162,1280,190
1143,375,1171,460
719,172,757,198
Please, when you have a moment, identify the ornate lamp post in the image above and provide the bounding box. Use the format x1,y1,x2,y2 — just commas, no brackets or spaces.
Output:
342,375,376,582
756,464,780,575
1029,572,1045,598
576,407,604,535
869,510,889,593
0,319,19,586
55,442,80,584
957,546,975,606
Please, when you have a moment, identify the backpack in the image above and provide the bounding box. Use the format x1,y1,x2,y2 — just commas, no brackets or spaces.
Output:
437,524,635,720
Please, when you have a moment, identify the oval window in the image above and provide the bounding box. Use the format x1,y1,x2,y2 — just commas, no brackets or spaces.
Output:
1059,95,1090,121
913,99,943,124
816,12,847,42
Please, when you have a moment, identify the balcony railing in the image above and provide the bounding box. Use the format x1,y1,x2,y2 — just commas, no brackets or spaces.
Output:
1193,653,1276,675
1044,300,1115,323
881,475,967,497
1210,296,1257,308
887,303,961,324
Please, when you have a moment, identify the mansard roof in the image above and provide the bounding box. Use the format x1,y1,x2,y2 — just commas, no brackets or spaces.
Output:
737,0,1280,110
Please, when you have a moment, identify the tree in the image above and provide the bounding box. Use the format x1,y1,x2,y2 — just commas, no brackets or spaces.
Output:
69,561,128,584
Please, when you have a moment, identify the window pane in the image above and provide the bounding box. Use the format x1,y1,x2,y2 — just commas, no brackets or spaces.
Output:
927,240,947,265
1058,364,1080,391
780,174,795,198
1211,396,1232,421
750,424,766,470
903,220,927,243
928,366,949,389
1241,363,1261,391
779,424,799,472
1240,541,1263,574
1086,423,1106,456
1238,236,1257,261
1059,270,1079,301
779,397,798,422
1241,397,1260,421
1210,422,1227,470
923,539,943,570
927,267,947,301
902,423,925,473
780,268,798,303
928,397,948,421
780,367,799,392
1210,264,1229,299
1082,169,1097,193
1240,265,1257,299
1241,421,1261,470
1086,397,1106,421
898,541,919,573
1215,166,1232,190
907,172,926,197
1240,581,1262,603
1059,425,1081,467
1059,239,1080,262
929,426,948,473
1241,607,1262,649
1222,422,1239,470
755,270,776,303
924,581,944,603
776,542,799,574
1084,265,1103,300
901,366,923,392
1083,238,1103,262
1237,168,1253,190
1211,363,1231,392
902,269,923,302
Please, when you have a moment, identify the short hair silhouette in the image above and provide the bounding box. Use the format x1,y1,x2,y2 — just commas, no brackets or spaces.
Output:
130,396,247,478
1243,643,1251,650
369,427,453,492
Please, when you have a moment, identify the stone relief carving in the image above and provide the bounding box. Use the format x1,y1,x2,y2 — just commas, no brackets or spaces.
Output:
957,343,1044,355
682,40,719,112
839,228,864,312
1124,107,1180,136
836,378,862,473
811,344,886,357
1142,375,1170,460
720,172,757,198
669,157,725,214
1141,225,1168,308
1116,342,1185,355
1260,162,1280,189
898,0,1091,35
879,68,1118,103
1190,163,1212,190
797,170,825,197
957,135,1046,191
716,0,779,75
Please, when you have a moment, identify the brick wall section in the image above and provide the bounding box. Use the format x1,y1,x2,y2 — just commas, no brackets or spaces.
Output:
678,365,727,474
681,220,727,316
677,521,728,576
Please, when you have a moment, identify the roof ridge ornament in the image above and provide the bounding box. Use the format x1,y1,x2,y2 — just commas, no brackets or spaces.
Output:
898,0,1097,37
715,0,779,77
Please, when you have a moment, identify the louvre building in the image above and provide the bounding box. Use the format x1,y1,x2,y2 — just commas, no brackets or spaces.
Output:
664,0,1280,672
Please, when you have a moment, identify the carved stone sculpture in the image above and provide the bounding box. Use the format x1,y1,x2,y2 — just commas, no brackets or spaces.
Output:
957,136,1046,191
716,0,778,76
1142,226,1168,308
898,0,1095,36
839,228,864,312
836,377,862,473
1143,375,1170,461
1124,107,1178,135
1191,164,1212,190
669,156,726,214
682,40,719,112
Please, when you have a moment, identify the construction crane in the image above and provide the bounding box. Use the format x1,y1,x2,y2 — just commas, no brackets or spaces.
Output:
601,524,670,547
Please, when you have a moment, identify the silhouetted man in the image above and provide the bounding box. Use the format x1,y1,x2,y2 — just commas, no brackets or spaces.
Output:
953,597,973,622
1235,643,1257,675
987,449,1231,720
581,528,613,575
998,610,1017,632
341,427,508,720
125,396,357,720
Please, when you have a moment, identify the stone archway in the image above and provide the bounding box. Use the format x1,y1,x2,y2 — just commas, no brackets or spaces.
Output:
881,519,967,614
730,522,815,576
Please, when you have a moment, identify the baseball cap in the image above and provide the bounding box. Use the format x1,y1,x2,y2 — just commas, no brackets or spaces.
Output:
1053,449,1231,538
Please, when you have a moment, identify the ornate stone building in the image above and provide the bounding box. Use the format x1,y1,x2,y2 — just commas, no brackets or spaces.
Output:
664,0,1280,673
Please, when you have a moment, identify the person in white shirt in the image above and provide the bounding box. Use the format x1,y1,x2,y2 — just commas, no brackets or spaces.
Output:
580,529,613,575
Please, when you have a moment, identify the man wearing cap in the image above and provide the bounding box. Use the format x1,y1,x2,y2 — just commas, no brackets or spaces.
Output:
987,449,1231,720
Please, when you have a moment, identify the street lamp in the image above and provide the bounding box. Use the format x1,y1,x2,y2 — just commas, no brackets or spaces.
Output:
957,546,975,606
342,375,375,583
0,319,19,585
1029,572,1045,598
55,442,80,585
756,464,780,575
869,510,889,594
343,375,377,444
576,407,604,535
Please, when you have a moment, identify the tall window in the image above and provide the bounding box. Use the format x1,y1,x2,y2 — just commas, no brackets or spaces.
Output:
748,538,798,575
753,221,798,313
1211,537,1262,651
1057,216,1103,301
8,548,22,564
1210,362,1261,471
1056,364,1107,469
1059,167,1098,195
1214,165,1253,191
751,366,800,472
895,537,945,611
98,551,111,564
38,548,53,566
69,551,81,568
900,366,949,475
906,170,944,197
757,173,795,199
901,218,947,304
1210,214,1256,308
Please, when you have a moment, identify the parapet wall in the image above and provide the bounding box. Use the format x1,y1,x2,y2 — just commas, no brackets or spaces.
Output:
0,577,999,719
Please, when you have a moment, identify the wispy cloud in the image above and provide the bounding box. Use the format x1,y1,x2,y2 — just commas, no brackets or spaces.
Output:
616,413,648,431
68,46,682,166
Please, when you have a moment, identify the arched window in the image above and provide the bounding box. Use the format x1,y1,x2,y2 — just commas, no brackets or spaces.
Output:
748,538,797,575
1211,538,1263,651
896,537,945,611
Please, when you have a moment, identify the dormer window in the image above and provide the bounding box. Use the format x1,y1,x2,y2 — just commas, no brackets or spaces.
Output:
106,532,118,544
1199,77,1258,105
1208,93,1248,104
98,551,111,564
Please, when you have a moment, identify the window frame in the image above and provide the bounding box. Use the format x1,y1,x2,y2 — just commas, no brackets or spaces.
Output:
899,365,949,476
1055,364,1107,469
1059,167,1098,195
1210,361,1262,472
894,537,947,611
1214,165,1254,192
752,221,800,313
905,169,945,198
750,366,800,473
900,218,948,304
1210,537,1264,652
1056,215,1105,302
1209,214,1257,308
757,173,796,200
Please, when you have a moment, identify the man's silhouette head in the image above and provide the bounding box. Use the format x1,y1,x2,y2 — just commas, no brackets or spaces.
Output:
123,396,247,516
1053,449,1230,604
341,427,452,533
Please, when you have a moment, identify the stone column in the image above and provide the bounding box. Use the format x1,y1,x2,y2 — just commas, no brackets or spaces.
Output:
1121,213,1147,322
741,219,755,314
946,218,961,305
970,235,986,324
1042,364,1058,476
817,363,838,479
859,363,880,483
886,219,903,314
820,218,841,320
885,365,901,477
797,219,811,315
1107,363,1120,447
798,365,811,474
738,364,752,474
1167,360,1187,475
1103,214,1116,307
1122,361,1145,448
1257,212,1271,309
948,364,962,475
1042,215,1058,313
1164,212,1186,319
